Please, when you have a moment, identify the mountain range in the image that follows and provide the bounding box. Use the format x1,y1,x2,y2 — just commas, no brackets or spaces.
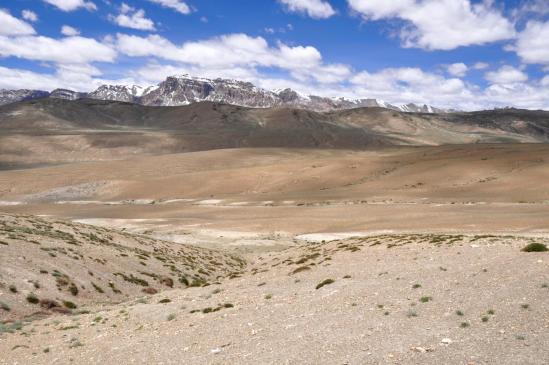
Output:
0,74,448,113
1,96,548,170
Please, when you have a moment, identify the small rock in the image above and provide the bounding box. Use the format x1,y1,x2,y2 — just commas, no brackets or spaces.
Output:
410,346,433,353
441,338,452,345
211,348,222,354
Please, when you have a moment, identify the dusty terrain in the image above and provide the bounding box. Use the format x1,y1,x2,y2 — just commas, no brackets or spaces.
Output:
1,99,547,168
1,225,548,364
1,101,549,364
1,144,549,244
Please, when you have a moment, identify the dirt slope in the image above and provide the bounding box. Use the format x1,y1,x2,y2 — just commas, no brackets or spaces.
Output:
1,99,546,167
0,214,245,321
1,229,548,364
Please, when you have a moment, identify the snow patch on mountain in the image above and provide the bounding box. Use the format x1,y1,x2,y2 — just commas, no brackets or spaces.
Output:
0,74,451,113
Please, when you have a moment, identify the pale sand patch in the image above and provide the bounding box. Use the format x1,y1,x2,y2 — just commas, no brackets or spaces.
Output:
73,218,168,232
56,200,107,205
196,199,224,205
21,181,116,203
0,201,25,206
295,231,397,242
158,198,196,204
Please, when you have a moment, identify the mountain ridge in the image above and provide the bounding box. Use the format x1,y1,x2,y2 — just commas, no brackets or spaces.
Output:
0,74,449,113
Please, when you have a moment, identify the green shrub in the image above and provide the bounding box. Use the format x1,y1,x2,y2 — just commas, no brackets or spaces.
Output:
69,283,79,296
26,293,39,304
521,243,548,252
0,301,10,311
63,301,77,309
92,282,104,293
315,279,335,290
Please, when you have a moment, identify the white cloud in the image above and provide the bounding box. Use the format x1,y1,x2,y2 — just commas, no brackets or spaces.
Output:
110,3,156,31
350,67,472,107
483,81,549,110
348,0,413,19
0,65,110,91
279,0,336,19
0,35,116,64
116,33,323,72
485,65,528,84
473,62,489,70
61,25,80,36
512,0,549,19
446,63,468,77
0,9,35,36
514,21,549,65
147,0,191,14
43,0,97,12
348,0,515,50
22,10,38,22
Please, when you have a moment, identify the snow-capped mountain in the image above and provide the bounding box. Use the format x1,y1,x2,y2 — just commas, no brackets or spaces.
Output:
88,85,158,103
0,75,450,113
139,75,280,107
0,89,50,105
49,88,87,100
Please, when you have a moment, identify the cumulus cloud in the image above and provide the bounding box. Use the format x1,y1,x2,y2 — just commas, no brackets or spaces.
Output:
485,65,528,84
0,65,113,91
446,63,468,77
147,0,191,14
22,10,38,22
350,67,473,107
0,9,35,36
473,62,489,70
484,81,549,110
279,0,336,19
115,33,344,83
43,0,96,12
347,0,515,50
61,25,80,36
0,35,116,64
109,3,156,31
513,21,549,65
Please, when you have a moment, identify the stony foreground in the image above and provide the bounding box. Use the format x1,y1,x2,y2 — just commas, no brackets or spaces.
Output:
1,226,548,365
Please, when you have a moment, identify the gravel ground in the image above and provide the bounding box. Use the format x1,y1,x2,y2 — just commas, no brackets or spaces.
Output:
1,234,548,365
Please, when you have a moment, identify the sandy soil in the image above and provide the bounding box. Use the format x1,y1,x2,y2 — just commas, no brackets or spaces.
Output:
1,145,549,364
1,145,549,245
1,231,548,364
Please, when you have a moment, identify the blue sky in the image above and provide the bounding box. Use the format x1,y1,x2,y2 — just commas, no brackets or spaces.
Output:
1,0,549,110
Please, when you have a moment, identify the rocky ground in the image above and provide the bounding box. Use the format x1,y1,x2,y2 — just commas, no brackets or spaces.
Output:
1,224,548,364
1,145,549,364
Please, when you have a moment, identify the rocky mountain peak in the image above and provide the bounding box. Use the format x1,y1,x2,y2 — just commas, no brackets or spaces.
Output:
0,75,451,113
